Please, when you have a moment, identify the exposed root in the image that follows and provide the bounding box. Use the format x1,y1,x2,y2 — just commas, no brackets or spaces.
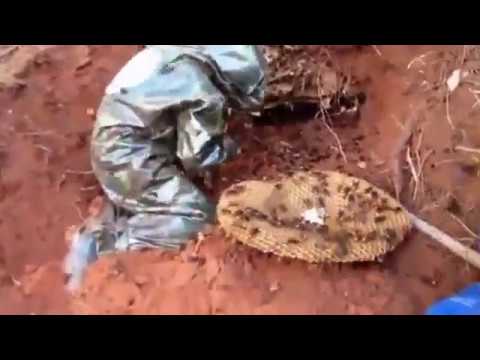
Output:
80,185,98,192
316,110,347,163
416,149,434,200
322,118,347,163
455,145,480,155
414,128,424,157
0,46,19,60
406,147,419,183
34,144,52,154
18,130,55,137
57,174,67,191
65,169,94,175
406,146,420,201
445,89,455,129
434,158,459,166
74,203,85,221
419,192,451,214
468,87,480,109
370,45,382,57
449,213,480,240
407,51,436,70
390,112,420,200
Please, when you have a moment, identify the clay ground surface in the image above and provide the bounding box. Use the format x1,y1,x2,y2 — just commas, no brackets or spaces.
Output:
0,45,479,314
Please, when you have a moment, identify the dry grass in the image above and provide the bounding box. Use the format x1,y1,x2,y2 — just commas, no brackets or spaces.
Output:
449,213,480,241
370,45,382,57
455,145,480,155
316,109,347,163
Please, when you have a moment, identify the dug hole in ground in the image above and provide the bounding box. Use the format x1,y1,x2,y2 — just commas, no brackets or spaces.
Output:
0,45,479,314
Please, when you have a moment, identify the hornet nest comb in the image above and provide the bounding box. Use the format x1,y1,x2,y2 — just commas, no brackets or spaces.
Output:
217,171,411,263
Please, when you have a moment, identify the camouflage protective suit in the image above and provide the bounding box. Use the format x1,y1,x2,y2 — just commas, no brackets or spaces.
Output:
64,45,266,289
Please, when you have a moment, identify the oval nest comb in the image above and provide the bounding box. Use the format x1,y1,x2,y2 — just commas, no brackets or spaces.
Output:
217,171,412,263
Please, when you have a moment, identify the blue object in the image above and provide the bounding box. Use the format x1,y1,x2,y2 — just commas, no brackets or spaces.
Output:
426,283,480,315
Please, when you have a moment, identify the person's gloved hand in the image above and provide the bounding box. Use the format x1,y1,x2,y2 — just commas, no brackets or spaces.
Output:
426,283,480,315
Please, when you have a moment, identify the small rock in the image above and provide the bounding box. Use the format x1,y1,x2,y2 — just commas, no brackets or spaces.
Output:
21,284,32,297
355,305,375,315
371,294,390,309
127,296,136,307
346,303,356,314
243,259,254,277
269,281,280,293
76,58,92,71
64,226,79,246
357,161,367,169
447,69,461,92
347,303,374,315
365,271,385,286
87,196,105,217
86,108,96,118
188,256,206,266
133,275,149,287
24,264,38,274
205,259,221,285
0,269,12,286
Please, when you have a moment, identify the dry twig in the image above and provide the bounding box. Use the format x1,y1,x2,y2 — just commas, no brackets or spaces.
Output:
370,45,382,57
390,111,421,200
18,130,54,137
407,51,435,70
434,158,459,166
445,89,455,129
417,149,434,197
323,119,347,163
469,88,480,109
34,144,52,154
419,192,451,214
80,185,98,192
65,169,94,175
409,212,480,270
406,146,419,200
455,145,480,155
316,111,347,163
0,46,19,60
449,213,480,240
74,203,85,221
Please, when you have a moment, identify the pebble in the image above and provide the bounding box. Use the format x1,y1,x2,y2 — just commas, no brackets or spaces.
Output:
371,293,390,308
357,161,367,169
0,269,11,286
365,271,385,286
347,303,374,315
243,260,254,277
269,281,280,293
24,264,38,274
354,305,375,315
86,108,96,117
133,275,149,287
